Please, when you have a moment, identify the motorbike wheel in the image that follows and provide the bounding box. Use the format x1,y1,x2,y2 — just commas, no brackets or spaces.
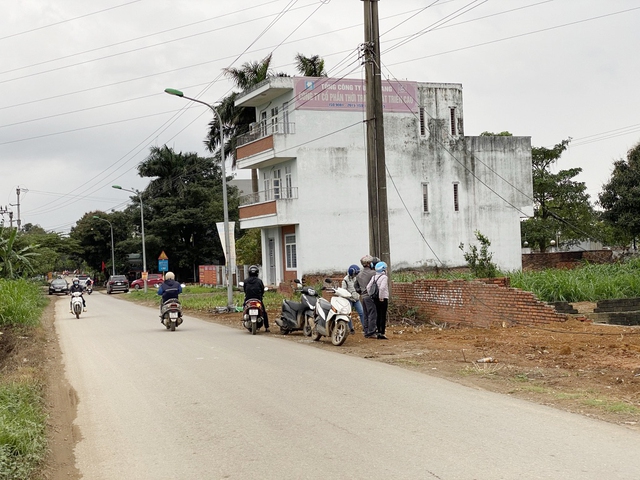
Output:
281,327,290,335
75,311,80,319
251,321,257,335
303,318,312,337
170,321,176,332
311,327,322,342
331,320,349,346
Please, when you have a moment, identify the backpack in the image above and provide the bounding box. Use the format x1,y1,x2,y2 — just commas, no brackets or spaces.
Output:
368,276,380,301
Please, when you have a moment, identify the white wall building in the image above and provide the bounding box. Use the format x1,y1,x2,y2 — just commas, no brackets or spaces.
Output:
234,76,533,286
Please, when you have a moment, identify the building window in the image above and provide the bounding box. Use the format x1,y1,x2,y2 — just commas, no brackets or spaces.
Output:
285,234,297,269
282,101,290,134
422,183,429,213
453,183,459,212
450,107,457,136
273,169,281,199
271,106,279,134
260,111,267,136
419,108,426,136
263,172,271,201
285,166,293,198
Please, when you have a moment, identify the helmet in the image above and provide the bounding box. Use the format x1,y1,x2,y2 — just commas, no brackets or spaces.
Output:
370,256,381,268
360,255,373,268
348,264,360,277
165,272,175,280
72,277,79,284
248,265,260,277
374,261,387,273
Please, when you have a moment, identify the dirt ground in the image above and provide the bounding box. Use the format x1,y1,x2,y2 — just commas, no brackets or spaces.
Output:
2,296,639,479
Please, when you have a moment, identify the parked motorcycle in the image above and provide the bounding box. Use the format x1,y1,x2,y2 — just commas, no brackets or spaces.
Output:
309,279,352,346
276,279,318,336
161,299,183,331
242,298,266,335
71,291,84,319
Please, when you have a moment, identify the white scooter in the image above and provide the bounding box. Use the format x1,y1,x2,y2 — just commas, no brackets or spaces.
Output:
71,291,84,319
309,279,352,346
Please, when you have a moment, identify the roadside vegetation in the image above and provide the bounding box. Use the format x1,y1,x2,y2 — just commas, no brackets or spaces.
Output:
0,280,48,480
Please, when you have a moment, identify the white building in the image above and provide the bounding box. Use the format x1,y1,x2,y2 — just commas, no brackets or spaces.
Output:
234,76,533,286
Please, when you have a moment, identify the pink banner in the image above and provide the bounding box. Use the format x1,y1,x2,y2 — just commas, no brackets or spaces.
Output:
295,77,418,113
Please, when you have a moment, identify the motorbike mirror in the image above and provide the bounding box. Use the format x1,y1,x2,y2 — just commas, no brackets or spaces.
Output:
181,283,186,288
264,286,269,292
238,281,244,287
324,278,333,284
294,279,301,284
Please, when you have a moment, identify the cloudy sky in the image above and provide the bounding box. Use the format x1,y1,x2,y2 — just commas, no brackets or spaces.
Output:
2,0,639,234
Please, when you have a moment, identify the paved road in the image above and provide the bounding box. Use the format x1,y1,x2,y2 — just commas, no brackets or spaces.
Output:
55,292,640,479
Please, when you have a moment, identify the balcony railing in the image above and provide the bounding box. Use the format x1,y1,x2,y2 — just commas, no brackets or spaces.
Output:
239,187,298,207
237,121,296,147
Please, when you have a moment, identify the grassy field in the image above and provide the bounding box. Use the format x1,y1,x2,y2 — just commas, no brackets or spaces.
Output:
0,279,48,480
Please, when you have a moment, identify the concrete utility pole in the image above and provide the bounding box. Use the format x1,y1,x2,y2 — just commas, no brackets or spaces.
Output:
362,0,390,267
11,187,28,230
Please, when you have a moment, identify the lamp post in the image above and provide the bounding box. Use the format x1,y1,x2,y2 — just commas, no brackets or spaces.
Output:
164,88,234,310
92,215,116,277
112,186,147,292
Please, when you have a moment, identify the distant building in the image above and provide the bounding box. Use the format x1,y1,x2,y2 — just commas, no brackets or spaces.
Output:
234,76,533,286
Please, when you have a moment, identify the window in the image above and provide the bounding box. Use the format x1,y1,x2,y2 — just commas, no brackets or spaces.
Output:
419,108,427,136
260,111,267,136
422,183,429,213
282,101,290,134
450,107,457,136
271,106,279,133
285,166,293,198
263,172,271,201
453,183,459,212
272,169,281,199
285,234,297,269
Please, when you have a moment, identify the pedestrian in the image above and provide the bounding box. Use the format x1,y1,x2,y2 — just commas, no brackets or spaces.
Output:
342,264,364,333
368,261,389,340
355,255,378,338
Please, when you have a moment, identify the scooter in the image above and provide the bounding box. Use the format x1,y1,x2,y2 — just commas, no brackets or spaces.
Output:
309,279,352,346
71,291,84,319
161,298,183,331
242,298,266,335
276,279,318,336
84,284,93,295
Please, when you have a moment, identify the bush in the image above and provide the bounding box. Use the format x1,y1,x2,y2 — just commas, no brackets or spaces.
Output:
0,280,47,327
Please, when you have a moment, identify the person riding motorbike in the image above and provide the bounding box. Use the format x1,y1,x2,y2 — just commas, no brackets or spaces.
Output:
243,265,269,332
157,272,183,321
69,277,86,311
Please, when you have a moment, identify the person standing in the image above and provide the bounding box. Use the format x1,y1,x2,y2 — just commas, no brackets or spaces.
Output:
342,264,364,333
368,261,389,340
355,255,378,338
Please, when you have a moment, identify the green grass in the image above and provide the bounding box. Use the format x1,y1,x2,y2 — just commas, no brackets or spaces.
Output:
0,279,47,327
0,381,47,480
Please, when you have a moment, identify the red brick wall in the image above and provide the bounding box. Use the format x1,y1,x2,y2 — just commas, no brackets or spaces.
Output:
393,278,566,327
522,250,613,271
236,135,274,160
239,201,276,219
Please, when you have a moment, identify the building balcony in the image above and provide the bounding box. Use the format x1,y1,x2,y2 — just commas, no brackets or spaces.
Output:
236,121,296,169
238,187,299,229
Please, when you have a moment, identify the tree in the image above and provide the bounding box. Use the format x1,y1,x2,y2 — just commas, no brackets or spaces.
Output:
136,146,239,280
459,231,499,278
294,53,327,77
236,228,262,265
598,142,640,249
520,138,596,252
479,131,513,136
0,226,39,278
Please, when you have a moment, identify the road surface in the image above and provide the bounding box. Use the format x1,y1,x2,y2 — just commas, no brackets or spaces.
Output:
54,292,640,479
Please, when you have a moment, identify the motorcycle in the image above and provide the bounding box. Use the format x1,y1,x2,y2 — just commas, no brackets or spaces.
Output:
84,284,93,295
242,298,266,335
71,291,84,319
161,298,183,331
309,279,352,346
276,279,317,336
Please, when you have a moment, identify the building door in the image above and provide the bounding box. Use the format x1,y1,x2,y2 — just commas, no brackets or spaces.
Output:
268,238,276,284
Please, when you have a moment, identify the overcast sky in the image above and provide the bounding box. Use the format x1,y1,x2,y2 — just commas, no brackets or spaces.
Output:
2,0,639,234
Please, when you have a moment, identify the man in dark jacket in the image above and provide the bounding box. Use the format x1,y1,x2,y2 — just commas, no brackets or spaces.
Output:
243,265,269,332
157,272,182,321
69,277,86,311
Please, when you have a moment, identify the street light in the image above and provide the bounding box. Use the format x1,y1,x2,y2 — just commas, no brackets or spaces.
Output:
92,215,116,277
112,185,147,293
164,87,234,310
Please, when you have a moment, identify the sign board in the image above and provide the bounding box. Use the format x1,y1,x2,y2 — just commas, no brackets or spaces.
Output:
141,271,148,280
199,265,218,285
215,221,236,268
158,259,168,272
158,251,169,260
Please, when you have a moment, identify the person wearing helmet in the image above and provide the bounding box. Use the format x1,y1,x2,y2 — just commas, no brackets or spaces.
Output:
367,261,389,340
158,271,182,302
242,265,269,332
342,264,363,333
69,277,86,311
355,255,378,338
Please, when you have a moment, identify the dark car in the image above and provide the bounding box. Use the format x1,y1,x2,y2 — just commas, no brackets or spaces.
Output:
131,273,164,290
106,275,129,294
49,278,69,295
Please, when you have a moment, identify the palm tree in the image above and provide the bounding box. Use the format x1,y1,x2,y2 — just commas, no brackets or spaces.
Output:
294,53,327,77
0,226,38,278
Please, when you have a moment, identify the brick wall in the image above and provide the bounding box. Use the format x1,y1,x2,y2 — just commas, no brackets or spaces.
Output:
393,278,566,327
522,250,613,270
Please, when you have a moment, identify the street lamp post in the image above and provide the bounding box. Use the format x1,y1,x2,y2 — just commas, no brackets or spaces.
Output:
112,186,147,293
92,215,116,277
164,88,234,310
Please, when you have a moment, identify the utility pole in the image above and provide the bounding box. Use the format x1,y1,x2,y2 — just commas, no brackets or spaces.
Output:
0,206,8,227
362,0,390,267
11,186,27,230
